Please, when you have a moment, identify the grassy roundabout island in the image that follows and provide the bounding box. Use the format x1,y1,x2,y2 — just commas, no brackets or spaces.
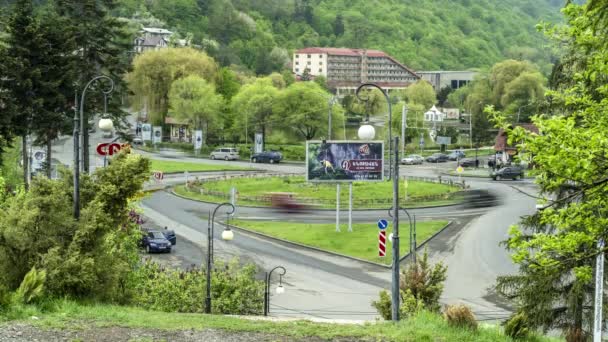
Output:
149,160,254,173
231,219,449,265
174,176,462,209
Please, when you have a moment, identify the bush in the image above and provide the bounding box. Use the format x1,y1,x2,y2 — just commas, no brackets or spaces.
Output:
443,304,477,330
371,290,424,320
14,267,46,305
0,283,11,311
129,258,263,315
503,312,530,340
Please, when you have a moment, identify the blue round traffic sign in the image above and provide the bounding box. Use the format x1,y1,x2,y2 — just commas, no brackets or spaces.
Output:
378,219,388,230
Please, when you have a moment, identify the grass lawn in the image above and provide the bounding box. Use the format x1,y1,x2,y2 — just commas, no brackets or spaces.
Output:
232,220,448,265
149,160,253,173
176,176,460,209
0,300,557,342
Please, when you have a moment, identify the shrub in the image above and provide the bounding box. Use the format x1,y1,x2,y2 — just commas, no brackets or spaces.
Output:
129,258,263,315
371,290,391,320
371,289,424,320
0,283,11,310
503,312,530,340
400,249,447,312
14,267,46,305
443,304,477,330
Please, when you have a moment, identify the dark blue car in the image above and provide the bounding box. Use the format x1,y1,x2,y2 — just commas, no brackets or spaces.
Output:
251,151,282,164
141,231,172,253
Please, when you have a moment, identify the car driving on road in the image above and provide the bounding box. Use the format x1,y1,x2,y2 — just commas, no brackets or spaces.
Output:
425,153,449,163
251,151,282,163
457,158,477,168
491,166,524,180
401,154,424,165
210,147,239,161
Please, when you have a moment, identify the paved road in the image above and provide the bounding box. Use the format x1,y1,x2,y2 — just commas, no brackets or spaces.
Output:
48,129,536,321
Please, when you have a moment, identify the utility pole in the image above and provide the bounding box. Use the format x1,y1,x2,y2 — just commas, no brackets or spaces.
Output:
401,104,407,160
391,137,400,321
593,238,604,342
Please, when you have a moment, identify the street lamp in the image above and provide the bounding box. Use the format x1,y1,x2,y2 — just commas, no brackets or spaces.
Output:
328,96,338,140
73,75,114,219
205,202,236,314
264,266,286,316
355,83,392,179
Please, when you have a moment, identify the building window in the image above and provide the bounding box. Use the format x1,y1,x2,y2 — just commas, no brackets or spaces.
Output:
451,80,459,89
318,68,322,72
295,54,299,58
319,61,323,65
295,68,299,72
307,54,311,58
295,61,299,65
307,61,311,65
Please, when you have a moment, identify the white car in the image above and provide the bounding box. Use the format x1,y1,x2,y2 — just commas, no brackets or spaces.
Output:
401,154,424,165
210,147,239,161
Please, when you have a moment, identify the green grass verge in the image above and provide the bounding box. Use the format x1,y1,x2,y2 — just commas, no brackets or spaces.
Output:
149,160,253,173
0,300,557,341
232,220,448,265
175,176,461,209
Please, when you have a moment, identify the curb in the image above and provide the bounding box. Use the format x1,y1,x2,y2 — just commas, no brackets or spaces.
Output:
222,220,454,269
159,169,265,176
170,188,465,211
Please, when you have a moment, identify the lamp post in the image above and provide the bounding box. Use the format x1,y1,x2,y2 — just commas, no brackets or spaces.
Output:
328,96,337,140
80,76,114,174
389,206,414,264
73,75,114,219
264,266,286,316
205,202,236,314
355,83,392,179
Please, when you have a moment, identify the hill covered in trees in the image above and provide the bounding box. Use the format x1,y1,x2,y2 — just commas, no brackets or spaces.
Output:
114,0,563,74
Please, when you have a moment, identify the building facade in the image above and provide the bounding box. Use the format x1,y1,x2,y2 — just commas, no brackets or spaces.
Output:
293,47,420,95
133,28,173,54
416,71,477,91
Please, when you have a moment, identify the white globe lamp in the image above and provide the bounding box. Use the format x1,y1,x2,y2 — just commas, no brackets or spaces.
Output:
275,284,285,294
358,124,375,140
98,117,114,132
222,229,234,241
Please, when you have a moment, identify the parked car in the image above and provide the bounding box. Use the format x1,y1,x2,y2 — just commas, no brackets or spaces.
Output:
251,151,282,163
491,166,524,180
140,230,172,253
425,153,449,163
401,154,424,165
102,130,113,139
142,227,176,245
132,137,143,146
210,147,239,161
458,158,477,168
447,150,466,161
487,152,505,168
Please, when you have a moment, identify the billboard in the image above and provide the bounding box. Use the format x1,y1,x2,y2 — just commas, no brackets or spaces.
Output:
141,124,152,141
194,130,203,150
306,141,384,182
152,126,162,144
254,133,263,153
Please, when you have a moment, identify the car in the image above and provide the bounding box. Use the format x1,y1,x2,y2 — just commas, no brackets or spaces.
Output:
401,154,424,165
269,192,309,213
102,130,113,139
141,227,176,245
487,152,505,168
132,137,143,146
251,150,282,163
425,153,449,163
463,189,501,208
447,150,466,161
141,230,172,253
210,147,239,161
491,166,524,180
458,158,477,168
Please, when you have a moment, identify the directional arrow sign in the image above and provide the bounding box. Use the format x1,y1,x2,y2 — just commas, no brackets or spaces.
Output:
378,219,388,230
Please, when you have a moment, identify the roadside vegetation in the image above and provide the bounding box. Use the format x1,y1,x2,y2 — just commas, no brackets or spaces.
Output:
175,176,462,209
0,299,559,342
231,220,448,265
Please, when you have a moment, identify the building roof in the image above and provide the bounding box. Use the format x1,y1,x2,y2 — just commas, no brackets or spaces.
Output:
136,35,168,47
142,27,173,35
295,47,420,78
164,117,190,125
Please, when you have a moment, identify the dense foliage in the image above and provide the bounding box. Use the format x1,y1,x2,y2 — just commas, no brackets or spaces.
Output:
493,2,608,340
106,0,562,73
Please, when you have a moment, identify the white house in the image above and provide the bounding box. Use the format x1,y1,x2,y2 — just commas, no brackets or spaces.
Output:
424,105,445,122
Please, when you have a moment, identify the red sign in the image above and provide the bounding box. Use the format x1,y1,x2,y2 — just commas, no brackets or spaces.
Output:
379,230,386,257
153,171,164,181
96,143,122,156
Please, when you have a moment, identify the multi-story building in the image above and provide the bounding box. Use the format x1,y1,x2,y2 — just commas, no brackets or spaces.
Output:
133,28,173,54
293,47,420,95
416,70,476,91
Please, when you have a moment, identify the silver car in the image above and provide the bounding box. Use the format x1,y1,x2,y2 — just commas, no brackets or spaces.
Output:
401,154,424,165
210,147,239,161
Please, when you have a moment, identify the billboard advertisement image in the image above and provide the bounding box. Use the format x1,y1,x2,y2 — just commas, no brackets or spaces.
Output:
306,141,384,182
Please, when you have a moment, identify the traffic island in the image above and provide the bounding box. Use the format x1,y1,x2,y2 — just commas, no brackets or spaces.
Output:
174,176,463,210
230,219,449,266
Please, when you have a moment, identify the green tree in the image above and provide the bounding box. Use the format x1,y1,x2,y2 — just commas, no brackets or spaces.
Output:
215,67,240,100
274,81,336,140
126,47,218,125
168,75,223,144
494,3,608,340
403,80,436,109
230,77,279,149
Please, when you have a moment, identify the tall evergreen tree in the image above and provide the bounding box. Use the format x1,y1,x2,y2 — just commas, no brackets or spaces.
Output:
55,0,130,173
0,45,15,166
